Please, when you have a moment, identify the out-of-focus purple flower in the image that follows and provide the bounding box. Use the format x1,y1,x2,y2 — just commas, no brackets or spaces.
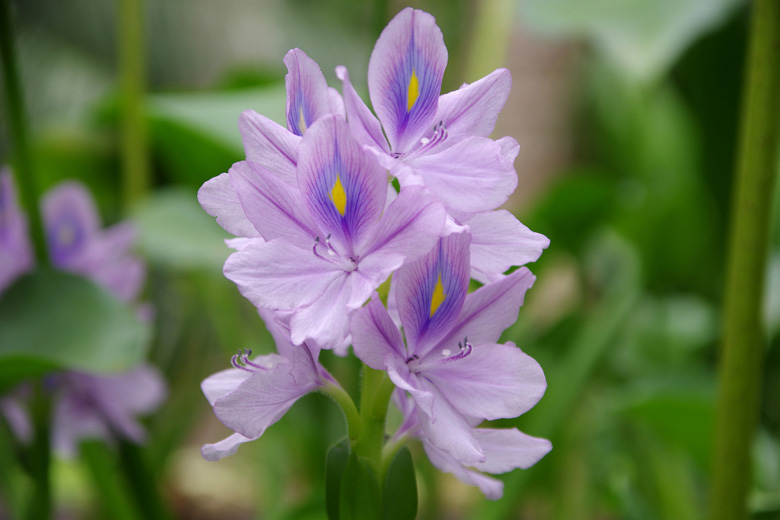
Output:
392,390,551,500
201,310,340,461
336,8,517,215
221,115,445,349
199,48,344,238
351,232,546,462
0,169,34,292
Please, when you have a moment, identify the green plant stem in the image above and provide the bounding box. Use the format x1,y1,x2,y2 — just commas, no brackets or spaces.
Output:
321,381,362,442
80,441,143,520
464,0,513,81
711,1,780,519
24,382,51,520
354,366,395,475
380,434,410,481
118,0,150,208
0,0,47,262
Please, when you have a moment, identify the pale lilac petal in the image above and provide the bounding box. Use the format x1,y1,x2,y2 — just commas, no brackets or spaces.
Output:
90,255,145,302
409,136,517,213
466,210,549,283
368,8,447,152
0,170,34,293
472,428,552,473
423,440,504,500
288,273,352,348
417,379,484,464
0,392,32,444
496,135,520,163
198,173,259,237
424,342,546,420
387,356,435,417
297,115,387,251
284,49,333,136
201,356,285,405
224,237,257,251
224,238,343,311
238,110,301,184
335,65,389,153
351,297,406,370
229,160,319,248
53,393,109,458
328,87,346,118
257,308,297,359
434,68,511,143
213,361,319,439
440,267,535,349
42,182,100,267
356,186,445,268
395,233,470,355
202,432,256,461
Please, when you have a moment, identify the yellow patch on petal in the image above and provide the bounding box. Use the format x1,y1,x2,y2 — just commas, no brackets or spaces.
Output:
330,175,347,216
298,107,307,134
430,274,446,317
407,70,419,112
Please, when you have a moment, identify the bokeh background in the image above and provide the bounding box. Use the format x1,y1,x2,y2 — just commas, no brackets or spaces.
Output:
1,0,779,518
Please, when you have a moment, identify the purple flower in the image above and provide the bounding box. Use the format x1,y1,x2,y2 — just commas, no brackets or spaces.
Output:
351,232,546,462
199,48,343,237
221,115,445,349
0,169,34,292
336,8,518,215
201,310,337,461
392,391,551,500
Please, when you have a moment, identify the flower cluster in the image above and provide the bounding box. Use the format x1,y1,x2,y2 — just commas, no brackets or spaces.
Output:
199,7,551,498
0,170,164,456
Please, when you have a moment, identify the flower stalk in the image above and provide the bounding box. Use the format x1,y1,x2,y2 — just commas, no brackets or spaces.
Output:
711,1,780,519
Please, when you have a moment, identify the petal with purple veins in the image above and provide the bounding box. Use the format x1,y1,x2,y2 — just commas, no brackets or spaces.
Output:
238,110,301,185
284,49,333,136
335,65,389,153
351,297,407,370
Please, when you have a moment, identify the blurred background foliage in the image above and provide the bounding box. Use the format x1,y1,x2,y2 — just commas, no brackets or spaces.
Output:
1,0,779,518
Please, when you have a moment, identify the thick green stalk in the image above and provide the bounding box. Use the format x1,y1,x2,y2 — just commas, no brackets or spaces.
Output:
118,0,150,208
24,383,51,520
354,366,394,475
0,0,47,262
711,1,780,520
321,381,362,443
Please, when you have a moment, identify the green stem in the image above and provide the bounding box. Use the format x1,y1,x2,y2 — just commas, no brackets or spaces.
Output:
24,382,52,520
321,381,362,443
380,434,410,481
354,366,394,475
0,0,47,262
711,1,780,520
118,0,150,208
80,441,143,520
464,0,513,81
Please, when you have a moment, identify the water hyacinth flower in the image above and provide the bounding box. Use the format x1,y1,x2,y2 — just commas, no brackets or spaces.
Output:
201,310,341,461
351,232,547,462
0,169,34,292
222,115,446,349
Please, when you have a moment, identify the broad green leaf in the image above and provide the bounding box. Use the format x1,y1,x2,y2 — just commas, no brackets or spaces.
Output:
382,447,417,520
0,269,151,392
520,0,744,81
340,453,381,520
326,440,350,520
131,188,231,271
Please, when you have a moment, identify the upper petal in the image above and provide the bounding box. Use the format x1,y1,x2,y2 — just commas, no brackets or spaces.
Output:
423,342,547,420
350,296,407,370
284,49,333,136
434,68,512,143
368,8,447,152
297,115,387,253
335,66,389,153
198,173,260,237
238,110,301,185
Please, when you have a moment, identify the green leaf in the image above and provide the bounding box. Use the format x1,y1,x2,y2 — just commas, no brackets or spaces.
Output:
326,440,350,520
382,447,417,520
0,269,151,392
340,452,381,520
131,188,231,271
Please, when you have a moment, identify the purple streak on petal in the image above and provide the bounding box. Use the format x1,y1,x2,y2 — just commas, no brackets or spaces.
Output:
438,268,535,352
466,210,550,283
395,232,470,355
297,115,387,252
335,66,389,153
202,432,256,461
422,440,504,499
284,49,333,136
213,359,319,439
472,428,552,473
434,68,511,143
0,170,34,293
198,173,260,237
368,8,447,152
42,182,100,267
423,342,547,420
223,238,344,311
229,160,319,248
351,297,406,370
408,136,517,213
238,110,301,185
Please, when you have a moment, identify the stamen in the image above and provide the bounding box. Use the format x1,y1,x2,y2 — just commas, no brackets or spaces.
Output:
407,338,473,372
325,234,336,256
230,348,269,372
